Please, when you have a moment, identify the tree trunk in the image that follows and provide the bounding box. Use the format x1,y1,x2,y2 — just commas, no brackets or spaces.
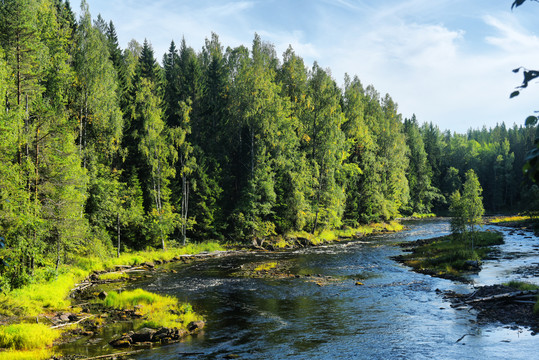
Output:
117,212,121,258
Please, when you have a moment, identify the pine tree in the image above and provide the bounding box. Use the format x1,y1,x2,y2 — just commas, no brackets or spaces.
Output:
404,115,442,214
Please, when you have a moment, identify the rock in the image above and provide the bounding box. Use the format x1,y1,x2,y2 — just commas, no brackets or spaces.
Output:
131,327,156,343
187,321,205,332
177,328,189,338
464,260,480,269
58,313,71,322
98,291,108,300
153,327,172,342
109,335,132,348
142,262,155,269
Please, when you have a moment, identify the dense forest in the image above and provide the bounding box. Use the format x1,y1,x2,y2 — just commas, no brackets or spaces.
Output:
0,0,538,288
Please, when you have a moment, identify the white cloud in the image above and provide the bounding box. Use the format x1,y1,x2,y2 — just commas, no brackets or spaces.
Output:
72,0,539,132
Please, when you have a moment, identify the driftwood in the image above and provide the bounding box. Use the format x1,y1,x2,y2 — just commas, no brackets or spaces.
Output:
465,290,538,304
81,349,146,360
49,314,95,329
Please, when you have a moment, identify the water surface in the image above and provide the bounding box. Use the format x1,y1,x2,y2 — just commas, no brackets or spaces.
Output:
62,220,539,359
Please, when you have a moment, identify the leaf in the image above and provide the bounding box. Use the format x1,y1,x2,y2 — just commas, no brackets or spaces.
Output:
510,91,520,98
520,70,539,88
525,116,538,126
512,0,527,10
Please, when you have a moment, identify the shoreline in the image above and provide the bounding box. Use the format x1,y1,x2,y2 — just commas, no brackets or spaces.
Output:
0,222,405,359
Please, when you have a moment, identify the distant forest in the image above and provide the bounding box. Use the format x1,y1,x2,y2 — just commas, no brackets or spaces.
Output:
0,0,537,284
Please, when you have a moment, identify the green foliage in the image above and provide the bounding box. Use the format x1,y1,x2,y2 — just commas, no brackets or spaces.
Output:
449,169,485,240
0,0,534,288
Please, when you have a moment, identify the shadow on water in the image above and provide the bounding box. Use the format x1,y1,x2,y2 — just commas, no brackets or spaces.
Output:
59,219,539,359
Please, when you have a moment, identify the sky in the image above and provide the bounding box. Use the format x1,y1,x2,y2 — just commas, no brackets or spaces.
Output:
71,0,539,133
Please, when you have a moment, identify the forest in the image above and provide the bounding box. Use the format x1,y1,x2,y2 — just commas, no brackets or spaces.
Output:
0,0,538,290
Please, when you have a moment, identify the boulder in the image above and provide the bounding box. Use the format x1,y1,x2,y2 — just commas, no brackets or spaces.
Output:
153,327,172,342
465,260,480,269
131,328,156,343
109,333,132,348
187,321,205,332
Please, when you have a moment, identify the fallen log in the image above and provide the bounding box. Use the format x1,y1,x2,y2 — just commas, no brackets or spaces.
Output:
81,349,146,360
465,290,538,304
50,314,95,329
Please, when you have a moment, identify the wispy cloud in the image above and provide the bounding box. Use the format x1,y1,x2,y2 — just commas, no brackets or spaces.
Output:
73,0,539,131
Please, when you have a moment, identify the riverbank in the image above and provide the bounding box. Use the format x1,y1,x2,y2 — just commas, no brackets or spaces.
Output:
0,242,224,360
488,215,539,234
442,282,539,333
0,221,404,359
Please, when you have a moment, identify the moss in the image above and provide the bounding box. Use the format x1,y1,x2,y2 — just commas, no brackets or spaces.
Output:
254,262,278,272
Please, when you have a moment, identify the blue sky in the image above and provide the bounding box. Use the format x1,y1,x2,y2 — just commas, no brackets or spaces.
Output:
72,0,539,133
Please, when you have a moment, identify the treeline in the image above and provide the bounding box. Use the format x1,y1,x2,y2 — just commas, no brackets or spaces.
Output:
0,0,537,287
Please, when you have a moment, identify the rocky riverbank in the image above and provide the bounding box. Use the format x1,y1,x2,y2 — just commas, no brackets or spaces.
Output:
441,284,539,334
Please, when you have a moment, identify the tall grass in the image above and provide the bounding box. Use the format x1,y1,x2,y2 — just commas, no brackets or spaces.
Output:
0,349,53,360
284,221,404,247
0,271,84,317
101,289,202,329
489,215,532,224
0,324,60,350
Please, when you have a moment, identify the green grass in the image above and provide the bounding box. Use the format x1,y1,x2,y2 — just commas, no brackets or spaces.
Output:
100,289,202,329
0,241,224,318
0,271,83,317
98,272,130,281
283,221,404,247
410,213,436,219
73,241,225,273
0,240,223,357
0,349,54,360
504,281,539,291
399,231,504,277
0,324,60,351
489,215,532,224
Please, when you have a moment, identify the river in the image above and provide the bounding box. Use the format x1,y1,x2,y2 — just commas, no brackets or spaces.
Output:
60,219,539,359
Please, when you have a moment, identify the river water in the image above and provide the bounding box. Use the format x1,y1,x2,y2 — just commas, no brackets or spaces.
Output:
62,219,539,359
